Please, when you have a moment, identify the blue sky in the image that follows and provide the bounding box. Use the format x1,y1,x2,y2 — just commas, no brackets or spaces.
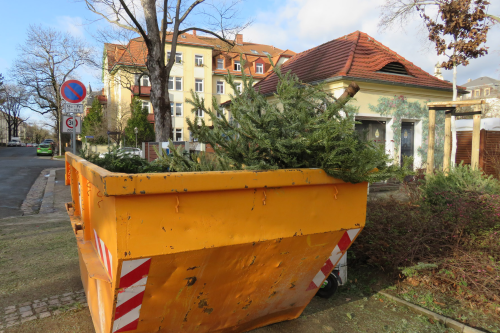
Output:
1,0,499,124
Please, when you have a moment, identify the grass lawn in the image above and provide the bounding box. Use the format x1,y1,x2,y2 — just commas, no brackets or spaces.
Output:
0,213,82,310
384,282,500,333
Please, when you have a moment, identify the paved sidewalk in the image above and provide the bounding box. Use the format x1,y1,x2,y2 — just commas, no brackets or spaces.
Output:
1,290,87,330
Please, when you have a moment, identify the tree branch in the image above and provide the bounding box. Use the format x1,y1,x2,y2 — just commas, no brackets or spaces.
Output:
179,0,204,23
486,13,500,24
178,27,235,46
85,1,140,34
118,0,150,44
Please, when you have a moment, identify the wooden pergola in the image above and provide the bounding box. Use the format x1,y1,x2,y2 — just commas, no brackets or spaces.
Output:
426,99,486,175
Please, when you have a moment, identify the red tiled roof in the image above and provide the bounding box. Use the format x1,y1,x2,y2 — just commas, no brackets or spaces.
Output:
255,31,462,95
105,33,215,70
105,32,295,76
197,35,294,58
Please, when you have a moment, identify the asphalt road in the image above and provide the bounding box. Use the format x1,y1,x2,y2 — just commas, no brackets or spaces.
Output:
0,147,64,218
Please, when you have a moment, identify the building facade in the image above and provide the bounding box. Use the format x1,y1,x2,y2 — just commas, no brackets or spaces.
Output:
255,31,465,169
102,33,295,142
459,76,500,118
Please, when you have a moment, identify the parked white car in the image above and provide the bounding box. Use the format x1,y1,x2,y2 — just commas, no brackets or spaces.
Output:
99,147,142,158
7,140,21,147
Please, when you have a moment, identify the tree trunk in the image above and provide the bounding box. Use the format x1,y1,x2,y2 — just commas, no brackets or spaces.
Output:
141,0,172,141
450,61,457,167
149,62,172,141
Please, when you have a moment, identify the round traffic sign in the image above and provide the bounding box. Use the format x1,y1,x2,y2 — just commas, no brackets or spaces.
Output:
66,117,79,128
60,80,86,104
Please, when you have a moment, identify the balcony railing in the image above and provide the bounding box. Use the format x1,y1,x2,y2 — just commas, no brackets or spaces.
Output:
132,85,152,96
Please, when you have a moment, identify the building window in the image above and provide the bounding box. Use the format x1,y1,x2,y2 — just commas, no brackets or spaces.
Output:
196,109,204,117
195,55,203,67
217,58,224,69
485,88,490,96
216,81,224,94
189,131,198,142
195,79,203,92
142,101,150,113
234,60,241,71
141,75,150,87
168,77,174,90
474,89,480,97
175,129,183,141
175,77,182,91
167,52,182,64
256,63,263,74
175,103,183,116
251,50,258,54
170,102,174,116
235,82,242,92
263,51,270,56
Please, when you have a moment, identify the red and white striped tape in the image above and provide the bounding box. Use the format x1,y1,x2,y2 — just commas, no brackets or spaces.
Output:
94,230,113,279
306,228,360,291
112,258,151,333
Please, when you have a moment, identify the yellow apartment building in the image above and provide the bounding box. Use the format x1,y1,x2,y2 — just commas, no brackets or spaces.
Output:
102,32,295,142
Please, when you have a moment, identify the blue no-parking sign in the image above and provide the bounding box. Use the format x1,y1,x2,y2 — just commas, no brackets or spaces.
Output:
60,80,86,104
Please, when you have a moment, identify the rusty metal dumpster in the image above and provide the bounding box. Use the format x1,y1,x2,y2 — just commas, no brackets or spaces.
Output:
64,152,367,333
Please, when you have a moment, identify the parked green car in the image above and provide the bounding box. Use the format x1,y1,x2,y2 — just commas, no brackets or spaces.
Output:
37,144,53,156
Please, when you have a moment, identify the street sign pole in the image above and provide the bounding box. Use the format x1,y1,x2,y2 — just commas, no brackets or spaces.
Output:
73,115,76,155
60,80,86,156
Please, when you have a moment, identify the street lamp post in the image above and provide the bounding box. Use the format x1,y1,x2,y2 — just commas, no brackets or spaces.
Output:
134,127,138,148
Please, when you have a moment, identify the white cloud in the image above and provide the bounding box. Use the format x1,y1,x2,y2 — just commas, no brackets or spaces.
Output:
243,0,500,84
56,16,85,38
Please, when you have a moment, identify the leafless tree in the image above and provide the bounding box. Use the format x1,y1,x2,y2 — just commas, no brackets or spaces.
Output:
25,123,51,143
12,25,96,154
104,99,131,144
0,85,29,142
82,0,250,141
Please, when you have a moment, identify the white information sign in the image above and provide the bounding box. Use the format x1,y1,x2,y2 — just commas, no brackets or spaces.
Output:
63,116,81,134
63,103,83,114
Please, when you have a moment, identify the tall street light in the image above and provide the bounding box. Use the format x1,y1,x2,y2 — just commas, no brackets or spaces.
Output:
134,127,138,148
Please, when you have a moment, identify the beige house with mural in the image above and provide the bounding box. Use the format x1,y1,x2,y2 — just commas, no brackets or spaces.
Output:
255,31,466,169
102,33,295,142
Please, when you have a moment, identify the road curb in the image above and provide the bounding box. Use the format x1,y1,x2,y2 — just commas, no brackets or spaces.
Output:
378,291,484,333
20,169,51,215
39,168,64,214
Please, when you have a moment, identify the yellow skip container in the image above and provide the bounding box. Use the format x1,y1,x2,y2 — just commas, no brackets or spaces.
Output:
65,152,367,333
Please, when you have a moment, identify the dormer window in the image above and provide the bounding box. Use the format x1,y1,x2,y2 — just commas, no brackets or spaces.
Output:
234,60,241,71
251,50,258,54
263,51,270,56
217,58,224,69
377,62,410,76
256,63,263,74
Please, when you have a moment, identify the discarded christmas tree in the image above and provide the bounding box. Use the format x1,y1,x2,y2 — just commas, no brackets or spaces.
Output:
164,61,409,184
